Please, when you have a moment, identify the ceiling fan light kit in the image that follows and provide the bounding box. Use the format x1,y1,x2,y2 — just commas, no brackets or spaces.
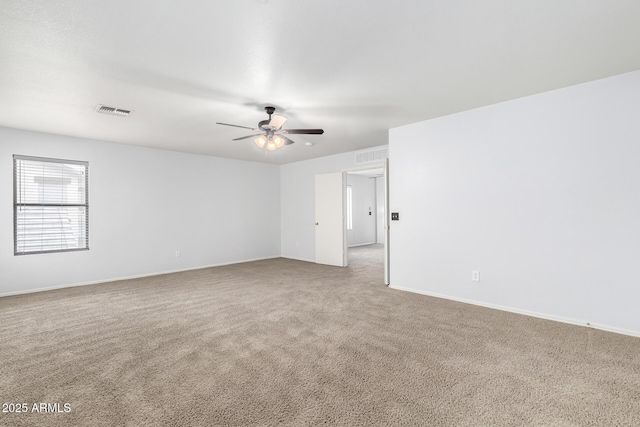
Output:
255,134,285,150
217,106,324,152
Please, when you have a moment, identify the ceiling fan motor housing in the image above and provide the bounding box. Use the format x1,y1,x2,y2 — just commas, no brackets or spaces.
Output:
259,106,277,130
258,119,271,130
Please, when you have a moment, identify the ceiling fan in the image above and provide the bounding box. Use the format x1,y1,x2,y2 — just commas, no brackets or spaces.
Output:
216,106,324,151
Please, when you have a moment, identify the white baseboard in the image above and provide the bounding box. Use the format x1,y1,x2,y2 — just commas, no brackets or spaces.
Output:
389,285,640,339
281,255,316,264
347,242,378,248
0,256,281,298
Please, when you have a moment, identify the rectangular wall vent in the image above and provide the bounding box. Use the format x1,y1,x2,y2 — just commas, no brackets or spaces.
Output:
96,104,132,117
355,147,388,164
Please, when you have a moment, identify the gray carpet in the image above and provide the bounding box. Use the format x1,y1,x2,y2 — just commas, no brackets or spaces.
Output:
1,244,640,426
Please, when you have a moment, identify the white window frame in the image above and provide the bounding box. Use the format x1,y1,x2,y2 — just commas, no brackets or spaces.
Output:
346,185,353,230
13,155,89,255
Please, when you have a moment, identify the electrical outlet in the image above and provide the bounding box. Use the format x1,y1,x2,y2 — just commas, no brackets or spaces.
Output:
472,270,480,282
175,250,181,258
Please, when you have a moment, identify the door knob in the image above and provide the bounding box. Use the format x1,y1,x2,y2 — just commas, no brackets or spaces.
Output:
315,222,319,225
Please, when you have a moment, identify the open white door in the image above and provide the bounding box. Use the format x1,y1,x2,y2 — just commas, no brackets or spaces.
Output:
384,158,390,285
315,172,347,267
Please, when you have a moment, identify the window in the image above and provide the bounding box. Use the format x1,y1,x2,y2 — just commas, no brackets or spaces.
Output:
14,155,89,255
346,185,353,230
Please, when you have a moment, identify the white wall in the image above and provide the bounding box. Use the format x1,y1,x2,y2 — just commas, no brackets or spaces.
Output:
346,174,376,247
389,70,640,336
280,147,387,262
0,127,281,295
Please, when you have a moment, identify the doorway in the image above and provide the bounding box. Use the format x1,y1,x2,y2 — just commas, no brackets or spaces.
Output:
314,161,389,284
346,168,383,247
344,162,389,285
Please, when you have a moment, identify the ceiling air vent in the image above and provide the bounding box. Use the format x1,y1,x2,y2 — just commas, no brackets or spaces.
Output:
95,104,132,117
355,147,388,164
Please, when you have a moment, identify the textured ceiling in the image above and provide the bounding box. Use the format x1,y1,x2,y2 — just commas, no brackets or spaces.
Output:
1,1,640,164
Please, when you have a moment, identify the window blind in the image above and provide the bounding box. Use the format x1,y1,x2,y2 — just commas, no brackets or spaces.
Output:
13,155,89,255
